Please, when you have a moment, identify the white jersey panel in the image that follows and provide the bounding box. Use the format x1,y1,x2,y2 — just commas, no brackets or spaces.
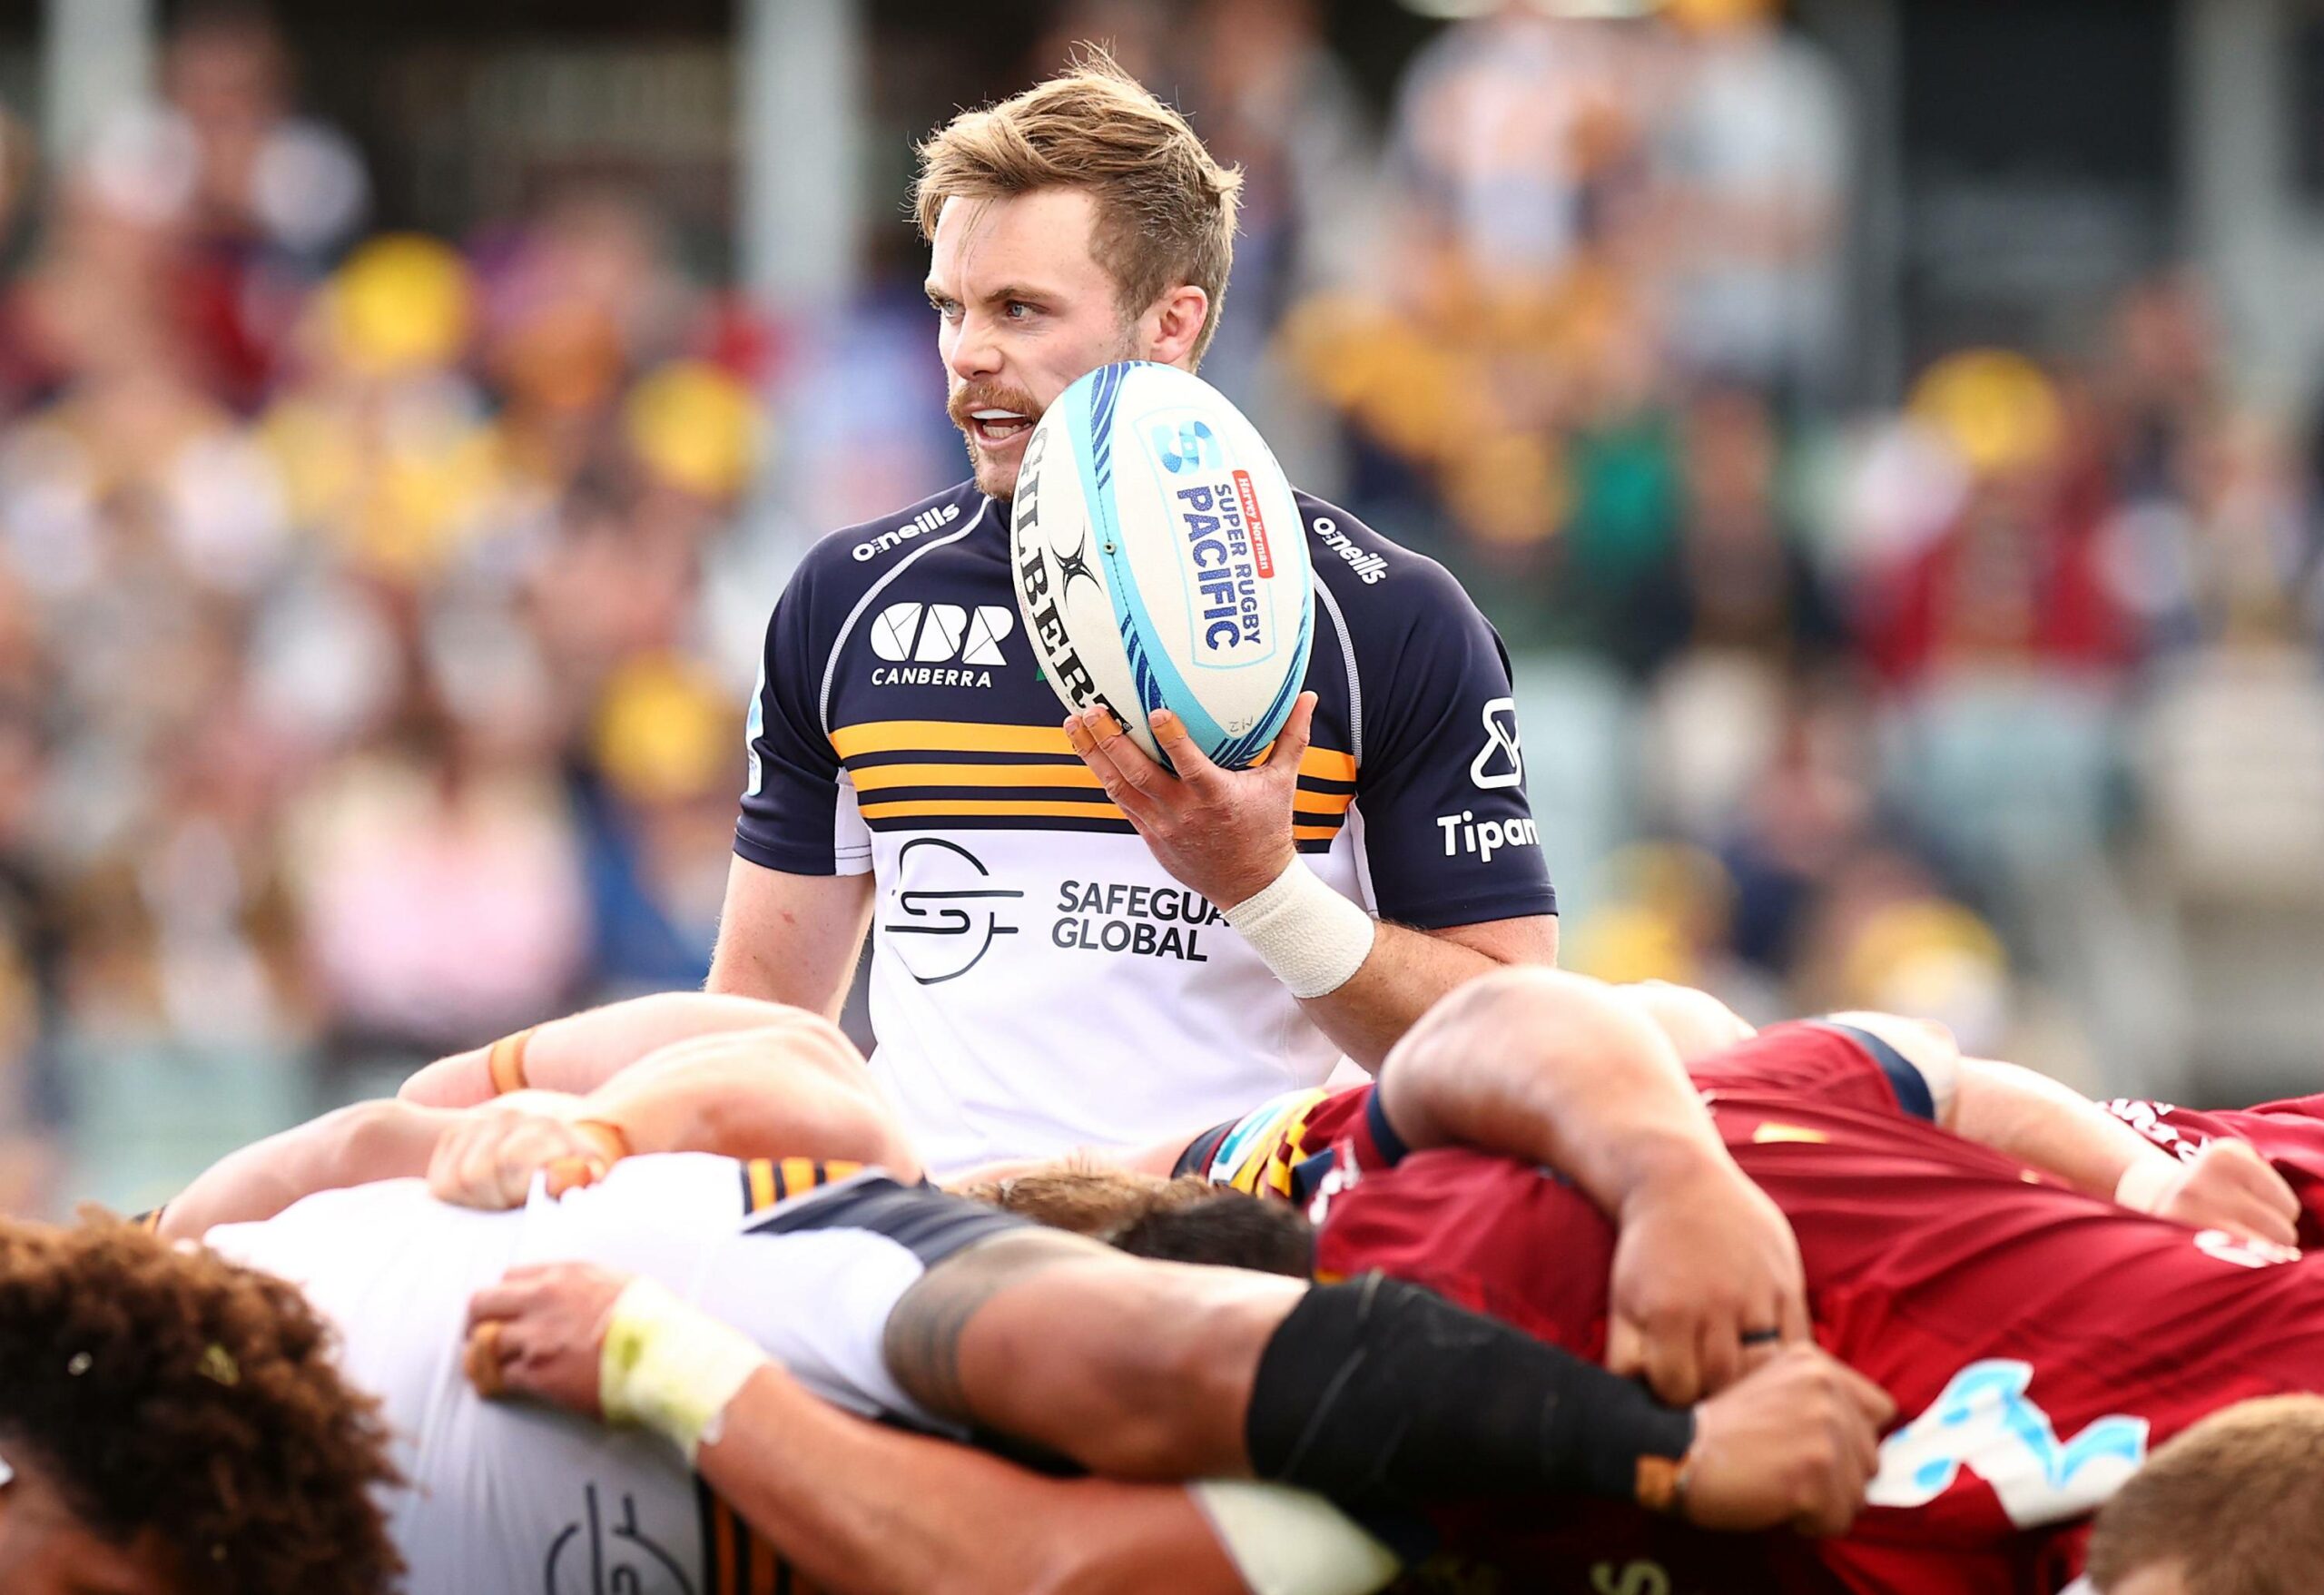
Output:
866,826,1365,1176
204,1156,931,1594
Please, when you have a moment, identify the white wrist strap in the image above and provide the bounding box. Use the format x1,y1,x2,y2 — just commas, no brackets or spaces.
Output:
598,1276,770,1462
2115,1153,2178,1214
1189,1482,1403,1595
1224,860,1377,999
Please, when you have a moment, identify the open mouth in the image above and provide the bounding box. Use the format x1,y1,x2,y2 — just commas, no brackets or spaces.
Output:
969,409,1035,447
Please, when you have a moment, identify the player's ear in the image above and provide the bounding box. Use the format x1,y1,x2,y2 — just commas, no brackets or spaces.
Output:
1142,284,1210,370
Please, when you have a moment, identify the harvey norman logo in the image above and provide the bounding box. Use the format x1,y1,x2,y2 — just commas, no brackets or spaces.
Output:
869,603,1013,688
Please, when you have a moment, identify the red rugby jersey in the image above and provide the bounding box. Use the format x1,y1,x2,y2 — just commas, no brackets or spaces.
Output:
2102,1090,2324,1248
1299,1024,2324,1595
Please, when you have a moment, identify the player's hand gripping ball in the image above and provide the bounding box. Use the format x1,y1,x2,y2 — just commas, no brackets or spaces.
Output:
1010,361,1313,772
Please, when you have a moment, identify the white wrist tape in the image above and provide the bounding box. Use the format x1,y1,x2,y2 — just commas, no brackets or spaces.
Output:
2115,1153,2178,1214
1189,1481,1403,1595
1224,860,1377,999
598,1276,770,1462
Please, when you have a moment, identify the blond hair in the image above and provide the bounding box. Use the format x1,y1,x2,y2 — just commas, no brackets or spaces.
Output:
913,47,1242,366
2087,1396,2324,1594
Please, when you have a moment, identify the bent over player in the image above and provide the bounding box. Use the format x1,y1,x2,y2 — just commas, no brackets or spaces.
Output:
0,1217,399,1595
1128,973,2324,1592
154,1009,1887,1595
711,50,1558,1176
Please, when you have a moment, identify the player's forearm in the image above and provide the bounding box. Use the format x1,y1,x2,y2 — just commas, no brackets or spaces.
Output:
1950,1058,2167,1199
583,1024,921,1179
699,1371,1248,1595
905,1234,1296,1481
398,993,808,1106
1296,918,1552,1072
161,1099,457,1239
1379,968,1733,1212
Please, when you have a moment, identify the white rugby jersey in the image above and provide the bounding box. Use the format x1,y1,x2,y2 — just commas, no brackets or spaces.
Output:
204,1155,1014,1595
740,482,1557,1175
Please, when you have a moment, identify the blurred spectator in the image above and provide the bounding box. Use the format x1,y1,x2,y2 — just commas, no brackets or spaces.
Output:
1654,0,1850,399
82,2,369,407
1181,0,1382,404
1856,350,2132,688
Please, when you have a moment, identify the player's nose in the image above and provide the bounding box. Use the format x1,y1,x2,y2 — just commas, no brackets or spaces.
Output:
946,314,1004,384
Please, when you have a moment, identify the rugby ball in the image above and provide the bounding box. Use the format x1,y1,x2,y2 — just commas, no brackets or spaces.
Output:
1009,362,1313,770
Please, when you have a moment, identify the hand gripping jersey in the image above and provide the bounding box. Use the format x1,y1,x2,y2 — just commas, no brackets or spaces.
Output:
2102,1090,2324,1247
204,1155,1020,1595
1205,1026,2324,1595
740,481,1555,1174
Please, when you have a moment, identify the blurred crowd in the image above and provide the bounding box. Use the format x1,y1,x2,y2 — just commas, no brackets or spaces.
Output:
0,8,769,1210
5,0,2324,1211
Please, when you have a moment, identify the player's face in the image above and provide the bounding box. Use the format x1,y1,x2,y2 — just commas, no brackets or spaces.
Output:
928,189,1145,500
2104,1568,2190,1595
0,1456,181,1595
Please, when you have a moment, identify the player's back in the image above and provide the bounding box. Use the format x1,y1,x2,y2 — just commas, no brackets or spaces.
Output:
1315,1024,2324,1594
205,1154,936,1595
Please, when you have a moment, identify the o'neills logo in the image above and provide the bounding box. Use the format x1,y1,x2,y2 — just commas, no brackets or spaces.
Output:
1311,515,1386,585
1052,879,1222,961
854,501,961,561
1233,469,1275,579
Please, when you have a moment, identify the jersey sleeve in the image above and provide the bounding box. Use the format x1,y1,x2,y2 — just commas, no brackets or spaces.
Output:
1344,556,1556,930
1692,1021,1935,1120
734,566,872,876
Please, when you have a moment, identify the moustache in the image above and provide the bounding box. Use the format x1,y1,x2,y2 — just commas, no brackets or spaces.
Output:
948,384,1044,431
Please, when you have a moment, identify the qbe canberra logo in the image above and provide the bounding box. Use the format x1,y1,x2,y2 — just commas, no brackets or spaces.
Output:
868,602,1013,688
883,837,1023,984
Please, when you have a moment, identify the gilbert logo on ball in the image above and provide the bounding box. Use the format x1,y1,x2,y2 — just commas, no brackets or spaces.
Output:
1010,362,1314,770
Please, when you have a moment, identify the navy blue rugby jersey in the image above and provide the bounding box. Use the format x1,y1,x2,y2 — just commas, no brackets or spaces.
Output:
739,479,1555,1174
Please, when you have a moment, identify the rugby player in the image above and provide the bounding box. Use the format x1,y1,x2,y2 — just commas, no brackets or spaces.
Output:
0,1216,399,1595
999,970,2324,1592
394,985,1817,1392
711,51,1564,1184
442,971,2324,1592
152,1019,1888,1595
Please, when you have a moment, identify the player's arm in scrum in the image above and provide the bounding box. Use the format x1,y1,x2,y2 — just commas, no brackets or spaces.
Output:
1389,970,2299,1256
157,1009,912,1237
469,1230,1892,1594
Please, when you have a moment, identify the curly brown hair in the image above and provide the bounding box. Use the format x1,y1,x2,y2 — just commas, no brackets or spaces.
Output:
0,1215,403,1595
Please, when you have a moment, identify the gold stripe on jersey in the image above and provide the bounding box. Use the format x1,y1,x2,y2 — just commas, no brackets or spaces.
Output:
832,719,1359,781
833,721,1359,837
856,797,1130,822
741,1157,867,1216
833,721,1074,759
850,762,1105,793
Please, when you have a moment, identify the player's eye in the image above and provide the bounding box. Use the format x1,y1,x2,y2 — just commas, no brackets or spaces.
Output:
1004,300,1036,321
929,296,961,322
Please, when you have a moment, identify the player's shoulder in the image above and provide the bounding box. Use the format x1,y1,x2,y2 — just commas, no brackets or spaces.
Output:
783,480,997,610
1295,490,1489,643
